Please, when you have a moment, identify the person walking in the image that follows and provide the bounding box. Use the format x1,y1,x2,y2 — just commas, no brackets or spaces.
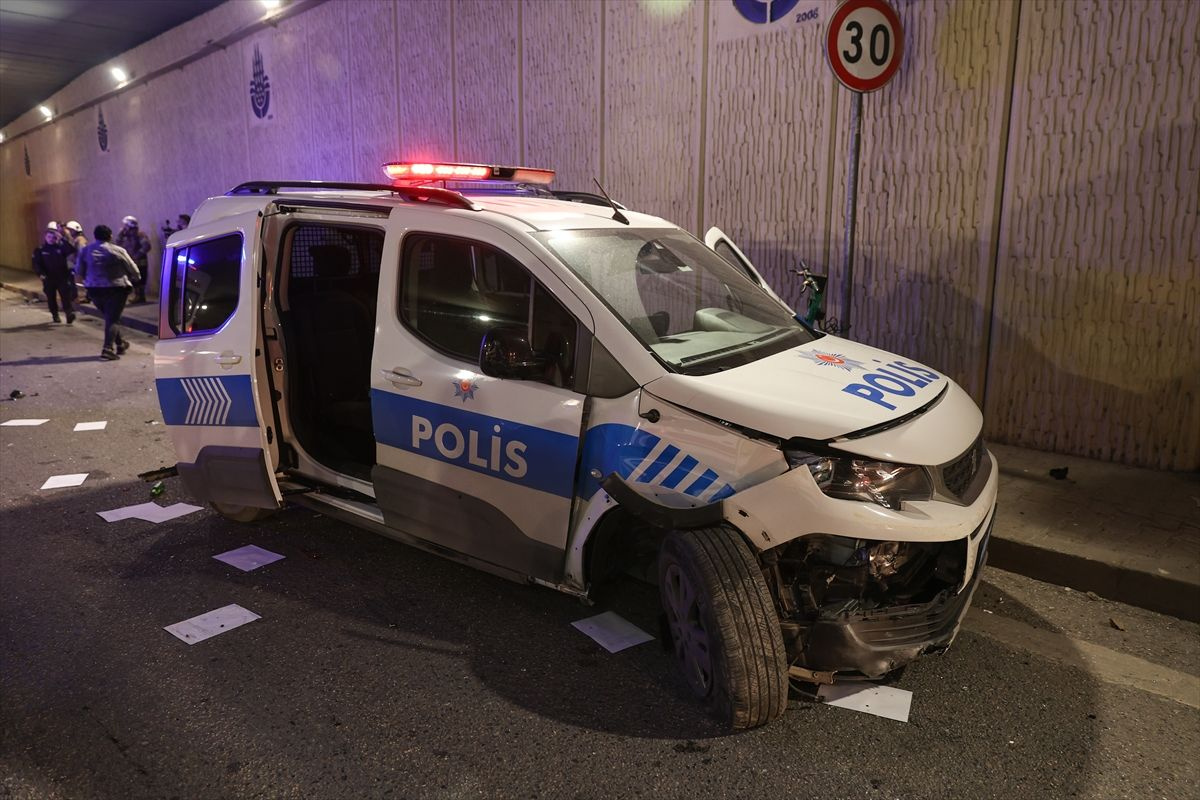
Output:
32,224,76,324
77,225,140,361
116,215,151,304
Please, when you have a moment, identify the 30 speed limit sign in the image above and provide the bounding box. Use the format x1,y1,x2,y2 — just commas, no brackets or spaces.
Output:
826,0,904,93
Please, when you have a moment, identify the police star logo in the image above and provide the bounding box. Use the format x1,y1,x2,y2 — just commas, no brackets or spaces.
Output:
798,350,868,372
452,378,478,402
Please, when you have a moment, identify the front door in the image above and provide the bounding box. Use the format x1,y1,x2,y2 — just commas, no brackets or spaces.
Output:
369,216,591,582
154,209,282,510
704,226,793,313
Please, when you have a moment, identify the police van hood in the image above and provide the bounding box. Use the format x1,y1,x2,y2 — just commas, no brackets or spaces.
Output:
643,337,956,445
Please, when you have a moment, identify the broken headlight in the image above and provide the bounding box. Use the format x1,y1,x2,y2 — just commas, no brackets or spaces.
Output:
785,450,932,510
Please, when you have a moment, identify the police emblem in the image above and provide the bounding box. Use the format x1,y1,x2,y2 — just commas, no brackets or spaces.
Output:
797,350,867,371
249,45,271,119
97,107,108,152
452,378,478,402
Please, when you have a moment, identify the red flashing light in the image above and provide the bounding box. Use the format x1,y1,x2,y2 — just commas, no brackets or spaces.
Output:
384,162,491,181
382,161,555,185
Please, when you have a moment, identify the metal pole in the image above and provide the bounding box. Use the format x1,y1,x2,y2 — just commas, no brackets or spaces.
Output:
840,90,863,336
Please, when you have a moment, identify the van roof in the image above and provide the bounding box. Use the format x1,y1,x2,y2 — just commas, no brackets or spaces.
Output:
187,183,674,233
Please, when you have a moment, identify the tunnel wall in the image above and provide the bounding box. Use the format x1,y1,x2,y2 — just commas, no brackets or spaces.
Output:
0,0,1196,469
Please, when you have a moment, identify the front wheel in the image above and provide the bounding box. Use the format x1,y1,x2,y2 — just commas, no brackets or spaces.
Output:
210,501,277,524
658,526,788,729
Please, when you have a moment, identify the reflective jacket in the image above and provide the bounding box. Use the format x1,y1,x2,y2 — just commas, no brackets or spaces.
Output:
116,227,151,266
78,241,141,289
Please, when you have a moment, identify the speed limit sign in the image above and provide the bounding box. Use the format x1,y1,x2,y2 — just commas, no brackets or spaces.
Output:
826,0,904,93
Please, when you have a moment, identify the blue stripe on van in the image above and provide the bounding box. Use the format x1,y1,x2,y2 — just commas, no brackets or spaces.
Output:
156,375,259,427
637,445,679,484
661,456,699,490
372,389,579,499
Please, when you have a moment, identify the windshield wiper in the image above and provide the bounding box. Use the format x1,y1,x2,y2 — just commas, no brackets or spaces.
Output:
677,329,791,366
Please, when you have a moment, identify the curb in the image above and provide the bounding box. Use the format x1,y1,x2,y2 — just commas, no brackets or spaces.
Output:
0,281,159,337
987,536,1200,623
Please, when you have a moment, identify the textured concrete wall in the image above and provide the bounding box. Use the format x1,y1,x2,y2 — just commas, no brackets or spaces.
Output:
986,0,1200,470
0,0,1195,469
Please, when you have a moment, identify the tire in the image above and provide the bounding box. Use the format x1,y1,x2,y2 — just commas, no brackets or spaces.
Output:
658,526,788,729
210,501,277,524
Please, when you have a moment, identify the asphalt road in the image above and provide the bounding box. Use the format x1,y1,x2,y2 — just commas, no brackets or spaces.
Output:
2,290,1198,800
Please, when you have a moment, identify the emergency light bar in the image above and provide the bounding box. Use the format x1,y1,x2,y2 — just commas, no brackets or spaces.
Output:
383,161,555,185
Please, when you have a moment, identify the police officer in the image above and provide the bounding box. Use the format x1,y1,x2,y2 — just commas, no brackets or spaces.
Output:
32,224,76,324
78,225,140,361
116,215,151,304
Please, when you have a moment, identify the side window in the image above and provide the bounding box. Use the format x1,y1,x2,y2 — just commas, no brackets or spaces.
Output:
713,239,759,284
168,234,242,335
399,234,578,388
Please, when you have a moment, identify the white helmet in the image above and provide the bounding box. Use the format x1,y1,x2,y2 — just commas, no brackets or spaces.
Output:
122,215,138,226
46,221,59,231
65,220,82,234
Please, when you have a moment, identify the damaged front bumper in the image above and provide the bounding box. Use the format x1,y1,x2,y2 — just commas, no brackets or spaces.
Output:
781,518,992,681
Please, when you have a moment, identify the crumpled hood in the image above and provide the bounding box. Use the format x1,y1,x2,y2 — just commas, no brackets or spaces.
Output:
643,336,954,442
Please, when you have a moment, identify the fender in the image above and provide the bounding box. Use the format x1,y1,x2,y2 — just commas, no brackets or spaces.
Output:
600,473,725,529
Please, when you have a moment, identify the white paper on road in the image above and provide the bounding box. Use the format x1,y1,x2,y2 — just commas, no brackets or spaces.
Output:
2,419,50,426
571,611,654,653
98,502,161,522
97,501,203,523
818,683,913,723
164,604,260,645
137,503,203,523
213,544,285,572
40,473,88,490
73,421,108,431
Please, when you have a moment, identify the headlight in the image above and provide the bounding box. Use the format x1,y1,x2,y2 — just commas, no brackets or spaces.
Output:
785,449,932,510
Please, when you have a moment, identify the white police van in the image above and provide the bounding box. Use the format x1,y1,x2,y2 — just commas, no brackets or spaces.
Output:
155,162,996,729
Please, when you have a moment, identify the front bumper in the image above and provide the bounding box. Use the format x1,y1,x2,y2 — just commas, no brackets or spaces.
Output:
781,518,992,679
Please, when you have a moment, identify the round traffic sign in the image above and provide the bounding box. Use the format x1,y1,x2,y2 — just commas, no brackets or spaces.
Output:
825,0,904,93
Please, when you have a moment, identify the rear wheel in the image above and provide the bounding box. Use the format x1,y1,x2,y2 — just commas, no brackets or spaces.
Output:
658,526,788,729
210,501,277,524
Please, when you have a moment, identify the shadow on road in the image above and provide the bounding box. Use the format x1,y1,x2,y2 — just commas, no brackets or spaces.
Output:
0,476,1108,797
1,354,108,366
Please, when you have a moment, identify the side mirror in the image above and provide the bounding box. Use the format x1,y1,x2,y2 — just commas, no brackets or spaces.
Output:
479,326,546,380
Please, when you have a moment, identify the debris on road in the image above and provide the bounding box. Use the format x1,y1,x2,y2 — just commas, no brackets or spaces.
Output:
164,604,260,645
1109,617,1127,631
817,683,913,723
213,545,285,572
150,480,165,498
40,473,88,490
571,611,654,653
1086,591,1100,601
8,390,25,400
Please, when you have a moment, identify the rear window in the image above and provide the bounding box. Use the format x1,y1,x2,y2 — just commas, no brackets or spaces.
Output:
167,234,243,335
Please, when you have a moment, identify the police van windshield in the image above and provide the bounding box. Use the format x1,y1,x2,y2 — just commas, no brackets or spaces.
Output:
536,229,814,374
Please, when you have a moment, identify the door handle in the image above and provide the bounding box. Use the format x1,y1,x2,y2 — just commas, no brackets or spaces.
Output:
214,352,242,367
382,368,422,388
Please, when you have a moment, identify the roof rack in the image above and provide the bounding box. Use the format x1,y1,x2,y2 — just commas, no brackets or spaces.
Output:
226,180,481,211
551,190,626,210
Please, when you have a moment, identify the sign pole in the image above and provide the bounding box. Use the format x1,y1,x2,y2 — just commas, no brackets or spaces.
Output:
825,0,904,339
841,90,862,336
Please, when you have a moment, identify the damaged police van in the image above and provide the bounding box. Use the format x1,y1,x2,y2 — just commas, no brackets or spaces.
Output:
154,162,996,729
